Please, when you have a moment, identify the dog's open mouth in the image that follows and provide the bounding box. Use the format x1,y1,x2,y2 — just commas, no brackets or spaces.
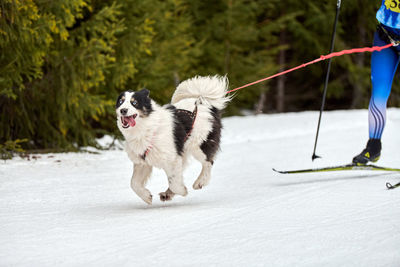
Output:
121,114,137,128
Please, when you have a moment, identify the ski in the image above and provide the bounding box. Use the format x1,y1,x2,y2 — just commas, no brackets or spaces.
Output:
386,181,400,190
272,163,400,174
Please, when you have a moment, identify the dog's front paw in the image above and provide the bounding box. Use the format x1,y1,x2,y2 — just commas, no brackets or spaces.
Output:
193,179,207,190
159,189,175,201
138,189,153,205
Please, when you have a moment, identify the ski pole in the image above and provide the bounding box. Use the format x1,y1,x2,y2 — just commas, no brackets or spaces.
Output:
311,0,342,161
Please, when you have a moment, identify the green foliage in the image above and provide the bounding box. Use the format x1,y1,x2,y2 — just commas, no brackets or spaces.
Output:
129,0,200,103
0,0,397,154
0,139,27,160
0,0,153,150
0,0,54,99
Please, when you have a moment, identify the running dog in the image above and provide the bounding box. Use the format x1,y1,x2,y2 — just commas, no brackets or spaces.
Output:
116,75,231,204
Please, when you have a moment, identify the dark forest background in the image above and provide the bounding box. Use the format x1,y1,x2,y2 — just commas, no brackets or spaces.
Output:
1,0,399,155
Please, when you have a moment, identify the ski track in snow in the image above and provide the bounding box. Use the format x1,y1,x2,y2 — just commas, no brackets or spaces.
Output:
1,109,399,266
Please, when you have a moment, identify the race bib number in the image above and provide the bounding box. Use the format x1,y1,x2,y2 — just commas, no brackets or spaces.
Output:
385,0,400,13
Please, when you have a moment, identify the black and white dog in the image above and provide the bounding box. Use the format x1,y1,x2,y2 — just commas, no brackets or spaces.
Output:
116,76,231,204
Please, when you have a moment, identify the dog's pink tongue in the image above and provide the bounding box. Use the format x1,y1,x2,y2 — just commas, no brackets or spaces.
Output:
127,116,136,127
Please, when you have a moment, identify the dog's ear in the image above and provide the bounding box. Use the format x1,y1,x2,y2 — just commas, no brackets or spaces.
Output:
139,88,150,98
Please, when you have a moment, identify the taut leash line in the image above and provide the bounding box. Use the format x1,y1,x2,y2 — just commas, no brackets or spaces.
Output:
226,43,394,95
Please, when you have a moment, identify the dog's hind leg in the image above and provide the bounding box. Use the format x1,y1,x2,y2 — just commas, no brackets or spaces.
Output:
163,159,188,197
193,112,221,190
131,163,153,204
192,151,213,190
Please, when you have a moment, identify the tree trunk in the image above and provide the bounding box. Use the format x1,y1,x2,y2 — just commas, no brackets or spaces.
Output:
277,31,286,112
255,88,266,115
173,71,180,87
351,24,366,108
224,0,232,74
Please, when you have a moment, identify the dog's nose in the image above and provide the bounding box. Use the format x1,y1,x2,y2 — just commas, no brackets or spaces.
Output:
120,108,128,116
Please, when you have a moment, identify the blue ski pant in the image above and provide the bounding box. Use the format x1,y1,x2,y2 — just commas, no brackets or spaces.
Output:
369,27,400,139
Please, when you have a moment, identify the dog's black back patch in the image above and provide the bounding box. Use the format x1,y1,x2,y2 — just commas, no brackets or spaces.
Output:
200,107,222,163
167,105,196,155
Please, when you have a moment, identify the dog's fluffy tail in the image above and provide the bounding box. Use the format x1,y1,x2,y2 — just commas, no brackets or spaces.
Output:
171,75,232,110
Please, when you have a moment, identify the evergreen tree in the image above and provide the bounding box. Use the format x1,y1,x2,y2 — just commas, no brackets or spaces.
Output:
132,0,200,104
0,0,397,154
184,0,283,114
337,0,387,108
270,0,339,111
0,0,59,99
0,0,152,149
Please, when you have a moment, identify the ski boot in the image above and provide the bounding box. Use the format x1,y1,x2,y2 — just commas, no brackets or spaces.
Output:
352,139,381,165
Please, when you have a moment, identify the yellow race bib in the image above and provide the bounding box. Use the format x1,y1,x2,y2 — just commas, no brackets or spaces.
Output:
385,0,400,13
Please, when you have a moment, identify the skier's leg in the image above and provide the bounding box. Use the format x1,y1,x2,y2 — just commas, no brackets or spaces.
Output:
353,31,399,164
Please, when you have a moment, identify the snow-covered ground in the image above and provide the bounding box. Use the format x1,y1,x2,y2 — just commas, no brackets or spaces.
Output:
1,109,399,267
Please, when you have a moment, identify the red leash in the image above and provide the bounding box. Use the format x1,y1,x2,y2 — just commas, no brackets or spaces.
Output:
227,43,394,94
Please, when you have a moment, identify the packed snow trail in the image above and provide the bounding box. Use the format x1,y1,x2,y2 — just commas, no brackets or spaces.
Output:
1,109,399,266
